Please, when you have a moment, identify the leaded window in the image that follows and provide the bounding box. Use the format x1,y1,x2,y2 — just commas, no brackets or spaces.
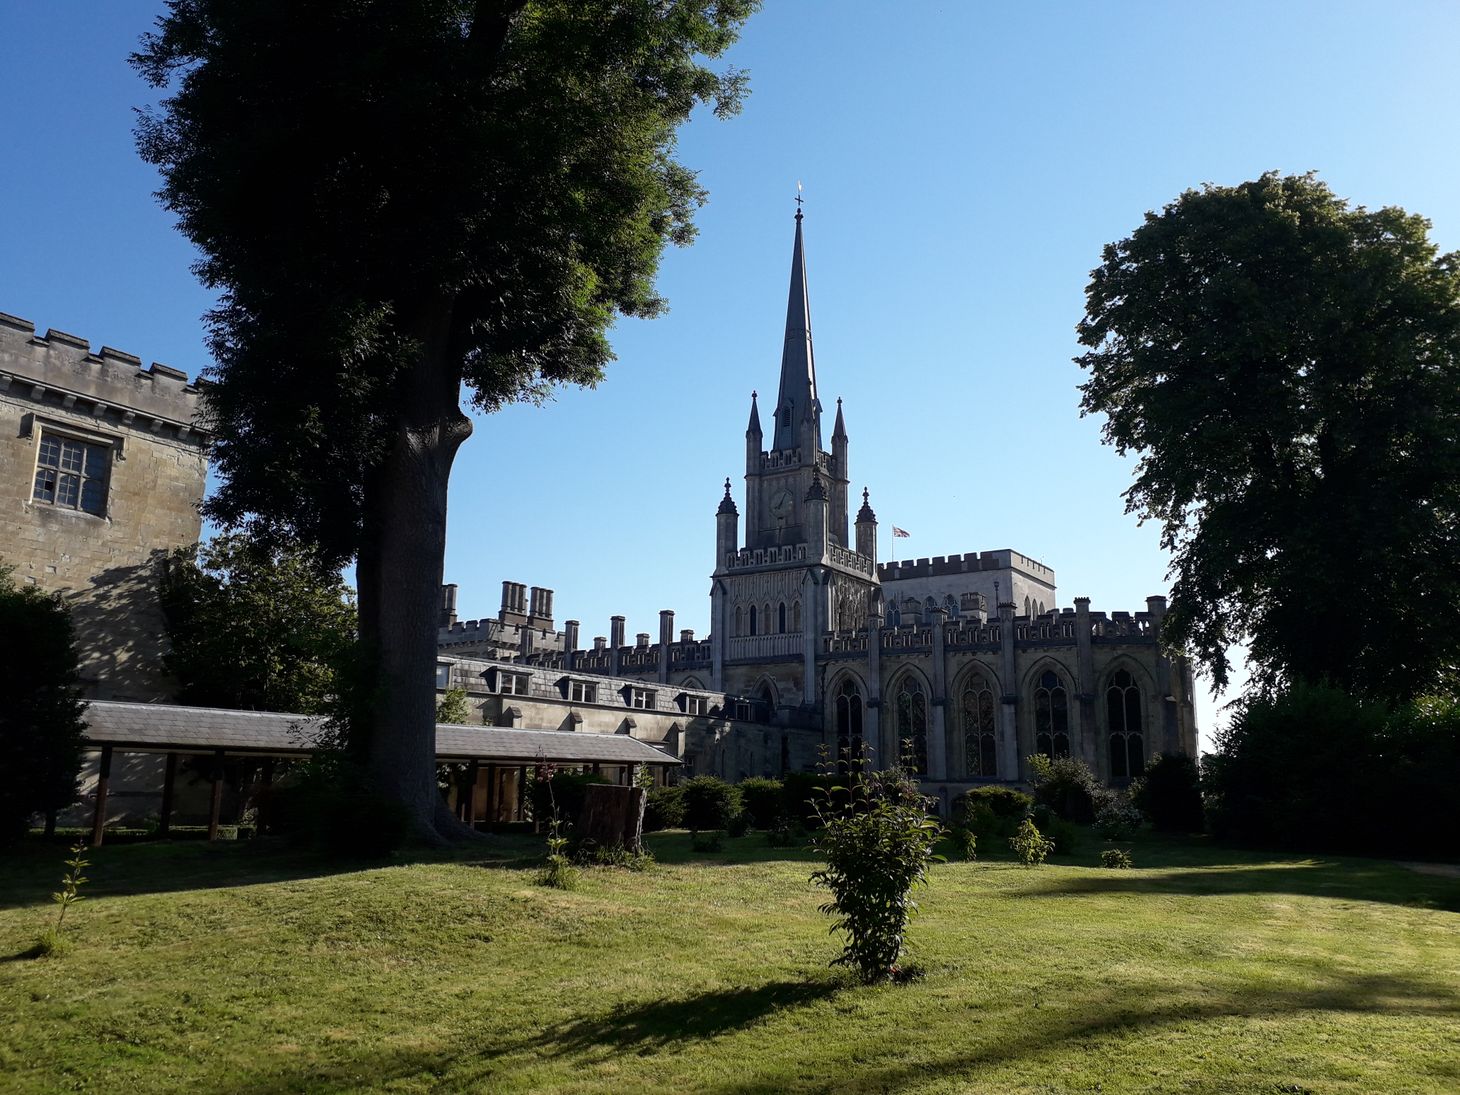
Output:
1107,669,1144,780
33,431,109,515
960,675,997,778
1034,669,1070,760
895,675,928,773
834,677,864,769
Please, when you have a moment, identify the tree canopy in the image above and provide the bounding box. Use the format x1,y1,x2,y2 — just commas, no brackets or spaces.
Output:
1077,173,1460,701
132,1,756,839
159,534,357,714
0,564,88,841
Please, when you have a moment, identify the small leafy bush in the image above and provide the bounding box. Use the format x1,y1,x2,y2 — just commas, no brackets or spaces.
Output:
529,770,608,827
539,819,577,889
810,764,943,983
583,842,654,871
952,785,1032,824
950,825,977,861
30,840,89,958
1027,753,1101,823
781,770,837,829
1030,805,1080,855
1093,793,1143,840
643,785,685,831
1010,818,1054,867
738,777,785,829
726,810,750,838
681,776,743,833
766,818,802,847
1100,848,1133,869
1129,753,1204,832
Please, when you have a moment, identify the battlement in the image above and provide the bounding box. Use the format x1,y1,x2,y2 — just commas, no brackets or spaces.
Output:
878,548,1054,583
0,311,206,438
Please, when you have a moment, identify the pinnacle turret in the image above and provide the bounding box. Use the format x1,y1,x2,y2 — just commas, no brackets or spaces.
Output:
856,486,877,525
717,477,738,515
805,465,827,502
832,397,847,441
746,390,762,437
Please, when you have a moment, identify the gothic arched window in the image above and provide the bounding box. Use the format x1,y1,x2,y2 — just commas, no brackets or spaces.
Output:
895,675,929,773
792,601,802,633
1024,596,1032,617
778,601,787,634
734,605,742,636
960,674,997,778
946,595,960,620
834,677,864,770
749,605,757,636
1107,669,1144,781
1034,669,1070,760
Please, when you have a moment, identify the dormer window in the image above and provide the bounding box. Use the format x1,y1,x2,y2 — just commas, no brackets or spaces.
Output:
495,670,530,696
681,694,708,716
569,680,596,704
627,687,655,710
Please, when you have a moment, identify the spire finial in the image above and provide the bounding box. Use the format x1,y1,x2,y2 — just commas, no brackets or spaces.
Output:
723,477,732,497
862,487,869,504
795,180,804,220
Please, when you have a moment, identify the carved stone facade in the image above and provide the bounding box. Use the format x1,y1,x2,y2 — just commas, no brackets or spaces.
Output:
444,211,1199,808
0,312,208,700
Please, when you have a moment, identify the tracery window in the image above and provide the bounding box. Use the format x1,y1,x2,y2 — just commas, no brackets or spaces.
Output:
778,601,787,634
1106,669,1144,781
834,677,864,769
734,605,743,636
1033,669,1070,760
749,605,757,636
792,601,802,632
895,675,928,773
960,674,997,778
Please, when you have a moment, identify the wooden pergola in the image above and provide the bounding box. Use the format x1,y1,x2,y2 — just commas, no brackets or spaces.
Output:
80,700,679,846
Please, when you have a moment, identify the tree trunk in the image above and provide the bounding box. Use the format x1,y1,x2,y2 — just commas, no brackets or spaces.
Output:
354,302,476,842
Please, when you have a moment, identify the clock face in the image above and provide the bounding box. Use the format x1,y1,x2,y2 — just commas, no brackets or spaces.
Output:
770,489,795,520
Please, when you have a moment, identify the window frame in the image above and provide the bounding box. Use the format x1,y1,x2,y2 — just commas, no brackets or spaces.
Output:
31,426,113,516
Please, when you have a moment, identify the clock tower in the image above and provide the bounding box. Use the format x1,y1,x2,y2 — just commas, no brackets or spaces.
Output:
708,206,879,701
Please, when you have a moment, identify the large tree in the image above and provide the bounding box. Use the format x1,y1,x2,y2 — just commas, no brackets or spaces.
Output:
132,1,755,840
159,534,357,714
0,565,88,841
1078,173,1460,701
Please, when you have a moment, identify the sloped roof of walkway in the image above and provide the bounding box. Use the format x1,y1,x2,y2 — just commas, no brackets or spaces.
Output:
80,701,679,765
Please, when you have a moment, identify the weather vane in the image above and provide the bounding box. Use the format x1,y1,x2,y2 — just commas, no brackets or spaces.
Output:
795,179,803,210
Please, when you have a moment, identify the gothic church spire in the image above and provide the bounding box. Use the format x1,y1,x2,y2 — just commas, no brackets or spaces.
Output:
772,204,821,452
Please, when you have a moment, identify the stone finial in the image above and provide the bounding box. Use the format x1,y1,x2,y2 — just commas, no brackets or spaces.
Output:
717,476,737,515
804,465,827,502
856,485,877,524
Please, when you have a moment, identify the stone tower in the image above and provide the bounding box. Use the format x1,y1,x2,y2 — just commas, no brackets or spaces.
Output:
709,208,879,705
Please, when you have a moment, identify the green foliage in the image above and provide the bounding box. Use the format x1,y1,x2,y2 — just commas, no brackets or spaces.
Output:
952,785,1033,825
1100,848,1133,870
1129,753,1204,833
738,777,784,830
950,826,978,862
680,776,743,834
435,688,471,725
1026,754,1100,823
159,535,356,714
1078,172,1460,700
765,818,803,848
781,770,837,829
690,830,723,853
1205,681,1460,857
1030,806,1080,855
539,819,577,890
643,785,685,832
0,568,87,841
809,765,944,983
581,843,654,871
31,840,91,957
1010,818,1054,868
1093,793,1143,840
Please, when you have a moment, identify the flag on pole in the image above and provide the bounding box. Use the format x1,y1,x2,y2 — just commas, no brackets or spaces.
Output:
892,526,910,538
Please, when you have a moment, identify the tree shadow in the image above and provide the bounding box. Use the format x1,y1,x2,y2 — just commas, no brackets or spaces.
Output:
1015,859,1460,913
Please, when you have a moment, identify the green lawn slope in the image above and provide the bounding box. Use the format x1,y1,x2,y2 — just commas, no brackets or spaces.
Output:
1,830,1456,1094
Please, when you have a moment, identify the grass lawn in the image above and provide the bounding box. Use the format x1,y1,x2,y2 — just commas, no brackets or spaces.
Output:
1,828,1457,1094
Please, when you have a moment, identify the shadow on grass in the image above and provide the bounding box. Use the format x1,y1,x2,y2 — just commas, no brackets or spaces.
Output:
1016,859,1460,913
0,833,544,911
210,966,1459,1095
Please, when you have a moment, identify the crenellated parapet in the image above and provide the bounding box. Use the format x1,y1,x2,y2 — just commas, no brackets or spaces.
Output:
0,312,207,444
879,549,1054,584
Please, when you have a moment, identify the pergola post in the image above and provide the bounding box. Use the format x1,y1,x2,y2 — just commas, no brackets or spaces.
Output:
463,760,479,827
258,757,276,834
158,751,179,837
484,763,498,827
207,749,226,841
627,762,640,787
517,765,528,824
90,745,113,847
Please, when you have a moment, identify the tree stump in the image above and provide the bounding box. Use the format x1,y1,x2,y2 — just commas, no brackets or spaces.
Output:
577,784,647,853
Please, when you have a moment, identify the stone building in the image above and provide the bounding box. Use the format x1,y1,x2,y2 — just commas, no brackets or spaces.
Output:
444,209,1198,810
0,312,208,701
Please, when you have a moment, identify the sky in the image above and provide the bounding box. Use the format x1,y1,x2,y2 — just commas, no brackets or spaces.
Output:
4,2,1460,750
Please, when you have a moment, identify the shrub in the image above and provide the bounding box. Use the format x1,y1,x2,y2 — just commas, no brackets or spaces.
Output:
1030,805,1080,855
269,759,410,857
583,842,654,871
726,810,750,838
1093,792,1143,840
681,776,742,833
1010,818,1054,867
1129,753,1204,832
781,771,836,829
950,826,977,861
766,818,802,848
1100,848,1133,869
538,818,577,889
810,764,943,983
643,785,685,831
1027,754,1100,823
691,830,723,853
952,785,1032,824
738,777,785,830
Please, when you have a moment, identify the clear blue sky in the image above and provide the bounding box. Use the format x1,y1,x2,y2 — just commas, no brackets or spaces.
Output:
4,2,1459,748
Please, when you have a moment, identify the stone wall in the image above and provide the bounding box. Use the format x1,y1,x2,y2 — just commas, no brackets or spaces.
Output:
0,312,207,700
